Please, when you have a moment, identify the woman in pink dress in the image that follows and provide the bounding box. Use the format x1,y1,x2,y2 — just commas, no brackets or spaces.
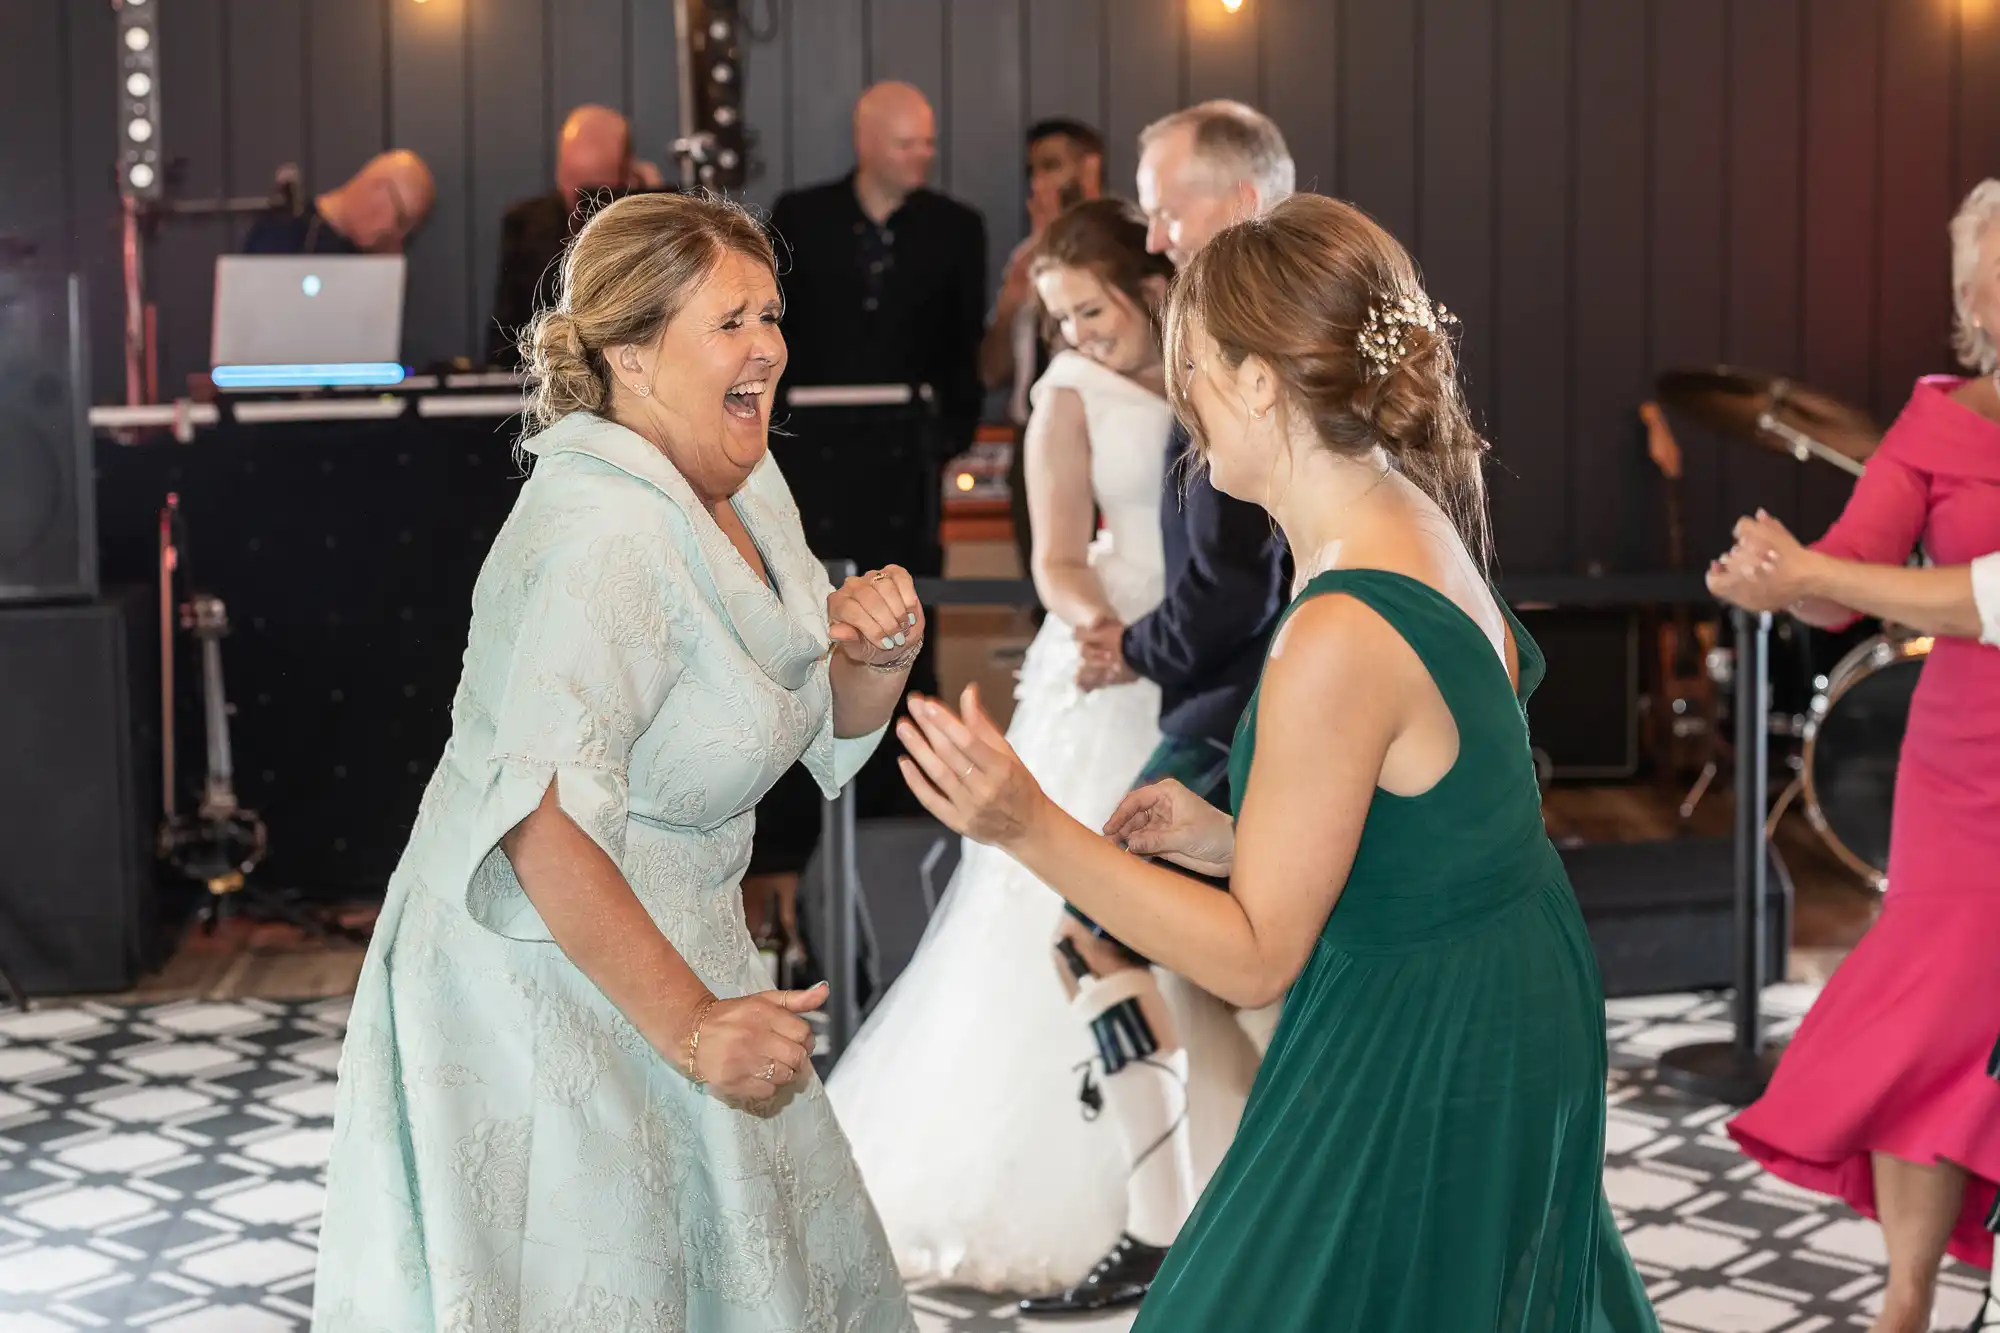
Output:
1706,179,2000,1333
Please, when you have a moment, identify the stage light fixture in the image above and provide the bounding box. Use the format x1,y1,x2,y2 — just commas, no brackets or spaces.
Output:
115,0,163,200
1222,0,1245,12
674,2,749,190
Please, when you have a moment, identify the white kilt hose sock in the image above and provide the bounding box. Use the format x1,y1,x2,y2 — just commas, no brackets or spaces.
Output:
1072,968,1196,1249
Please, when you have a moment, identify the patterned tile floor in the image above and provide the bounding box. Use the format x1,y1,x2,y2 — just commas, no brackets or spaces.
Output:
0,991,1988,1332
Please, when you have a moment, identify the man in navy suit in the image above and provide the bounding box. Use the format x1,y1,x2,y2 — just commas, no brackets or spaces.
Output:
1022,101,1296,1318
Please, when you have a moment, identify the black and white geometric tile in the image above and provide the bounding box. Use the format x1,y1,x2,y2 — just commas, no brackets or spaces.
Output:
0,991,1989,1332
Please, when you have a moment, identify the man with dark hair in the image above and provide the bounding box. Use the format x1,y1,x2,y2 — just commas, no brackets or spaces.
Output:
984,117,1108,580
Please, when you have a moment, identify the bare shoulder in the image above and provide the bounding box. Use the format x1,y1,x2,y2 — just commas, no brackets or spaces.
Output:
1264,594,1415,704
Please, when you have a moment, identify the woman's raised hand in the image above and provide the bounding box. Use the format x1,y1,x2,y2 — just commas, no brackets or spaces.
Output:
896,685,1052,851
1103,778,1236,877
828,564,925,670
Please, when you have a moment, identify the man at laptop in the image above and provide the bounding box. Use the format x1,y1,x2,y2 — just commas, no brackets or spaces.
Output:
242,150,436,256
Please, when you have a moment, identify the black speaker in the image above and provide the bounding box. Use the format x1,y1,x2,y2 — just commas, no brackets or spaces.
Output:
1562,837,1789,998
1518,607,1640,778
0,272,93,603
0,593,162,994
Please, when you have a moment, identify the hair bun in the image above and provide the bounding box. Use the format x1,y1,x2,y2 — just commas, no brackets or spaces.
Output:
520,307,607,428
1347,324,1453,459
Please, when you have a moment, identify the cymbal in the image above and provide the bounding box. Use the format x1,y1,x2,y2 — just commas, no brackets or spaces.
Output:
1655,367,1880,474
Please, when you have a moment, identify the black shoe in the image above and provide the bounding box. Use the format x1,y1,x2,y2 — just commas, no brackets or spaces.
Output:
1016,1234,1168,1316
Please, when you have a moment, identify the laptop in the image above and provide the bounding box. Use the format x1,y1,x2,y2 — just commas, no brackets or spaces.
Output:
210,254,406,388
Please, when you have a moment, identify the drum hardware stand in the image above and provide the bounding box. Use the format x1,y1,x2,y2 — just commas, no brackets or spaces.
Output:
1658,607,1787,1104
156,498,369,946
1754,385,1867,478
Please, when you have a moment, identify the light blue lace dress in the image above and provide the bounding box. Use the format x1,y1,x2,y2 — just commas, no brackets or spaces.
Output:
312,412,913,1333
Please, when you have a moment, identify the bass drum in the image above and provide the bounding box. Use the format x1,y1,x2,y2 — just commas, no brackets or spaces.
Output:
1801,632,1932,889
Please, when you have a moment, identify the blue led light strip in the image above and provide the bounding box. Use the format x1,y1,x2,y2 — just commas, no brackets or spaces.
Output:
212,363,407,389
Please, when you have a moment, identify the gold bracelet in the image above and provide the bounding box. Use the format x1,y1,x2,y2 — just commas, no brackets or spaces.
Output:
684,995,719,1086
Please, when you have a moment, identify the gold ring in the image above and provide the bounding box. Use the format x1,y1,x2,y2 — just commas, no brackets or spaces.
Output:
960,764,974,779
760,1061,777,1082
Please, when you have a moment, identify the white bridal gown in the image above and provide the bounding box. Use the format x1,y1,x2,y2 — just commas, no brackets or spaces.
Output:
826,351,1262,1293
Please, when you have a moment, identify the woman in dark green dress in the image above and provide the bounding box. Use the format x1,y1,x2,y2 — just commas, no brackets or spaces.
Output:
892,195,1659,1331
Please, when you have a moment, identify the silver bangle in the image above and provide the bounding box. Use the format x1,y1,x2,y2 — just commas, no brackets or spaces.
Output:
862,647,921,674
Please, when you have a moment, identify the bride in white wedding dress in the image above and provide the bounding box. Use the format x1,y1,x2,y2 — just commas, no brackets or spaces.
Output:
826,200,1260,1294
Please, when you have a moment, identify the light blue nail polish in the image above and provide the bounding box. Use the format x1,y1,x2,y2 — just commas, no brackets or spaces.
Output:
880,636,895,650
907,612,917,626
893,632,906,646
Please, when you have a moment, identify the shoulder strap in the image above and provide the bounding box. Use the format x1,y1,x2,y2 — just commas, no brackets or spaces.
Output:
1288,569,1521,712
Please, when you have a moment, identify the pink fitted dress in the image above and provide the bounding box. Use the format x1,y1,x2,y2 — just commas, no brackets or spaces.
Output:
1728,377,2000,1266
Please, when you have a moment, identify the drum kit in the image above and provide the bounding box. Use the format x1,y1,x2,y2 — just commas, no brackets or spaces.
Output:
1654,369,1925,891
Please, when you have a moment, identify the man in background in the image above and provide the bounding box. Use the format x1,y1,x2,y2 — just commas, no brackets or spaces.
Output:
755,81,985,852
982,118,1107,580
242,150,434,256
488,104,666,367
769,80,986,462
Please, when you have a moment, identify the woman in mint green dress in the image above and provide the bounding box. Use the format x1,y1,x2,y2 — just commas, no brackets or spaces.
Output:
896,195,1659,1331
313,193,916,1331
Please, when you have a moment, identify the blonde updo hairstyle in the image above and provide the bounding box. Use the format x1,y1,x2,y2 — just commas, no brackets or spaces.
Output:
1165,193,1492,566
1949,178,2000,374
517,190,777,436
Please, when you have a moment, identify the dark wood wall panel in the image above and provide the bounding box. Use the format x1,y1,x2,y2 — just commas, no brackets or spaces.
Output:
1102,0,1183,202
1960,2,2000,200
947,0,1019,288
66,0,125,402
787,0,866,192
1798,0,1880,539
1340,0,1417,243
1568,0,1650,574
1722,0,1808,535
1647,1,1729,560
1417,0,1495,430
1874,0,1956,412
0,2,71,271
1025,0,1106,129
1258,0,1336,199
307,0,386,190
1186,0,1260,108
389,0,472,367
20,0,1991,572
740,6,791,209
868,0,948,123
1491,0,1571,572
550,0,630,129
627,1,682,193
470,0,549,361
224,0,305,238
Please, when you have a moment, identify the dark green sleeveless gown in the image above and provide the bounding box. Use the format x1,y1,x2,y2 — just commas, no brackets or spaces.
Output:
1133,570,1659,1332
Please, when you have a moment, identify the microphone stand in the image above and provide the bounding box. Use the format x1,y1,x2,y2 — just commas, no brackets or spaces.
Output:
1657,607,1786,1103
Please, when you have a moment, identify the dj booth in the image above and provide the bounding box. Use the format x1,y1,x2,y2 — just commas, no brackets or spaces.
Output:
84,381,952,900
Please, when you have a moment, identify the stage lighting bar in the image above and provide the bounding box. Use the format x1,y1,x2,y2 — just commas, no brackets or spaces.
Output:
115,0,163,199
674,1,748,190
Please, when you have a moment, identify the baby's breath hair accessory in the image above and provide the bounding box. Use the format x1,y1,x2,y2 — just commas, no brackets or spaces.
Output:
1358,292,1457,378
